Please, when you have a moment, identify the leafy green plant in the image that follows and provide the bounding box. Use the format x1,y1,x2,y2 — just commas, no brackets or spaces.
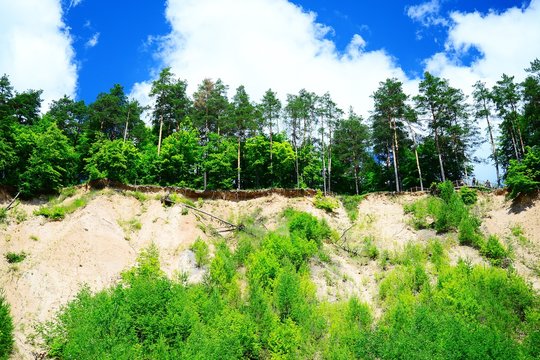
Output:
505,146,540,198
313,191,339,213
0,209,6,224
482,235,509,266
339,195,365,221
5,252,27,264
459,186,478,205
0,292,14,360
35,194,91,220
458,215,483,248
190,238,209,268
362,236,379,260
511,224,529,245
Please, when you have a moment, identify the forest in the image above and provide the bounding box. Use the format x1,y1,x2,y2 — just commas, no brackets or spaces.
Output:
1,60,540,358
0,59,539,198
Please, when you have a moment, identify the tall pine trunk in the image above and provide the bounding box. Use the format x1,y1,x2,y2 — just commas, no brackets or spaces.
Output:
483,104,500,187
354,165,359,195
237,136,241,190
407,122,424,191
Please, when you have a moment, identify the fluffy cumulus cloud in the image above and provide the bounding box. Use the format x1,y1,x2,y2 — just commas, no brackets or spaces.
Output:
130,0,407,118
425,0,540,90
0,0,77,108
423,0,540,181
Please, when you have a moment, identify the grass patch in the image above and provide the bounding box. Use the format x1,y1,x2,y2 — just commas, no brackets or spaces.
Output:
5,252,27,264
118,217,142,240
339,195,365,221
125,191,148,202
35,193,93,221
510,224,529,245
313,191,339,213
168,193,196,207
190,238,210,268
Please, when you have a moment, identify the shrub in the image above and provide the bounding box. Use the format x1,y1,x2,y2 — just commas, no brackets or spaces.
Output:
362,236,379,260
505,146,540,198
0,293,14,360
482,235,509,266
339,195,365,221
458,215,483,248
459,186,478,205
285,209,331,247
313,191,339,213
0,209,6,224
35,195,90,221
190,238,209,268
5,252,27,264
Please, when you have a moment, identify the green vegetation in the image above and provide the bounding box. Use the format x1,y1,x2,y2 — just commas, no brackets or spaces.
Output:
459,186,478,205
506,146,540,198
0,209,6,224
40,209,540,359
1,59,538,197
404,181,514,267
0,293,14,360
339,195,365,221
5,251,27,264
190,238,210,268
511,224,529,245
313,191,339,213
34,193,92,220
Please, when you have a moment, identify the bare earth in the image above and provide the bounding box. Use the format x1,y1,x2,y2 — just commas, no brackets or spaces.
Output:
1,189,539,359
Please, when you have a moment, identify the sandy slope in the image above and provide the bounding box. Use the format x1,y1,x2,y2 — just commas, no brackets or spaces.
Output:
0,189,539,359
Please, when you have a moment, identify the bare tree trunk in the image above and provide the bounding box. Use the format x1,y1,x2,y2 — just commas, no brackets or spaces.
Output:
321,118,327,195
123,107,131,143
407,121,423,191
483,106,500,187
354,165,359,195
434,127,446,182
269,120,273,178
157,115,164,156
390,117,400,192
294,144,300,188
237,136,241,190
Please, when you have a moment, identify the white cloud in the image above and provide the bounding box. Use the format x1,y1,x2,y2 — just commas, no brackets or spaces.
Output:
425,0,540,90
130,0,407,119
68,0,83,10
406,0,448,27
0,0,77,109
423,0,540,182
85,32,100,48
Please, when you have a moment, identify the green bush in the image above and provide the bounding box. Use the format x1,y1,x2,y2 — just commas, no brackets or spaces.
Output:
285,209,331,247
482,235,509,266
313,191,339,213
0,209,6,224
505,146,540,198
0,293,14,360
458,215,483,248
190,238,209,268
339,195,365,221
35,195,90,220
459,186,478,205
5,251,27,263
362,236,379,260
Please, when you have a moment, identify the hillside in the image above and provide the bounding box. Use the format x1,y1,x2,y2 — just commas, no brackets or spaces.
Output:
1,187,539,358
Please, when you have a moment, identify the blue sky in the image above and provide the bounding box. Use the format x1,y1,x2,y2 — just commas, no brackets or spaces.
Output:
1,0,539,181
60,0,532,103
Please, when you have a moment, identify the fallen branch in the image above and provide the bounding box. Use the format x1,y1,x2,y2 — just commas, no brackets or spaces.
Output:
181,203,242,230
4,191,20,211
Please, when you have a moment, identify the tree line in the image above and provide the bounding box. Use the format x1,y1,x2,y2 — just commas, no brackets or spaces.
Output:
0,59,539,197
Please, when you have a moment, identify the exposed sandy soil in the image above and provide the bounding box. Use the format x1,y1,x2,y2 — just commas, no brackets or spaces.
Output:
1,189,539,359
